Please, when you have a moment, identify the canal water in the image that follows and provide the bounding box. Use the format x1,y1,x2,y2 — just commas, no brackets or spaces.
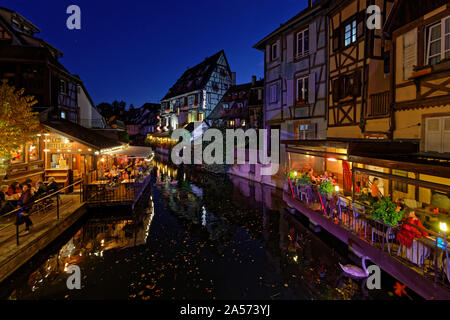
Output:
0,161,417,300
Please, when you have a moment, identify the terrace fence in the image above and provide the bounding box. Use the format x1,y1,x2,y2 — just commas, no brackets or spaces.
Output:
288,182,450,288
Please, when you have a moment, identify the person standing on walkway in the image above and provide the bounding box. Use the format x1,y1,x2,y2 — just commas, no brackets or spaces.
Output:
16,184,34,232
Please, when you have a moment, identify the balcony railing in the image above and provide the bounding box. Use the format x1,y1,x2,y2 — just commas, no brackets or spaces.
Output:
83,173,152,205
368,91,390,117
285,181,450,289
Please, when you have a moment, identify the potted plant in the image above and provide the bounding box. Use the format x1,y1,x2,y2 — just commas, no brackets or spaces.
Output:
370,197,404,244
296,174,311,186
411,65,432,78
317,180,334,199
370,197,404,227
285,171,298,195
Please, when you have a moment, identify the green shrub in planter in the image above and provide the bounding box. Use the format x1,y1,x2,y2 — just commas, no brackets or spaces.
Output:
370,197,404,227
295,174,311,186
317,180,333,195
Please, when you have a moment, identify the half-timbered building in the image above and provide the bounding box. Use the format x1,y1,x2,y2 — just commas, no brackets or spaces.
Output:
207,76,264,130
159,50,233,131
327,0,394,139
254,0,330,188
0,7,119,186
384,0,450,153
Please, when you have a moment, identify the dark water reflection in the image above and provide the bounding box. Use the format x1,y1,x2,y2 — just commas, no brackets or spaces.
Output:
2,161,408,300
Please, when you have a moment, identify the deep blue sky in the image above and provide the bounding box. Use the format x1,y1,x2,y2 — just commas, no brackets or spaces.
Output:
3,0,308,107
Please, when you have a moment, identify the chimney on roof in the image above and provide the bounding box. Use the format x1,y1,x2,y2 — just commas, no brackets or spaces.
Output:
231,72,236,86
252,75,256,86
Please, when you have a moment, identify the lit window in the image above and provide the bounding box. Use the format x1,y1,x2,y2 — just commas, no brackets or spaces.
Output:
61,111,66,119
296,77,309,102
296,29,309,57
344,20,357,46
426,16,450,65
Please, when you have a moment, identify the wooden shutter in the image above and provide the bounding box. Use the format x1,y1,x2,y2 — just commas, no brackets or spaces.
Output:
308,72,316,104
332,79,340,102
352,69,362,97
287,79,294,106
403,28,417,80
309,21,317,54
266,44,271,63
333,28,341,51
443,117,450,153
286,34,294,62
357,11,365,38
425,117,442,152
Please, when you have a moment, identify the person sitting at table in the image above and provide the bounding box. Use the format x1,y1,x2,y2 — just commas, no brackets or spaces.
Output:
46,177,59,193
1,185,12,214
397,210,429,249
34,181,48,199
371,178,382,201
7,182,21,196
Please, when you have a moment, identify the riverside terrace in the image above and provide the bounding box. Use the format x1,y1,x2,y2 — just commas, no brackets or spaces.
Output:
282,139,450,299
0,162,153,284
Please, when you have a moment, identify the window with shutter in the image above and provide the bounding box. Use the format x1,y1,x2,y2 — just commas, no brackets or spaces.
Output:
403,29,417,80
424,116,450,153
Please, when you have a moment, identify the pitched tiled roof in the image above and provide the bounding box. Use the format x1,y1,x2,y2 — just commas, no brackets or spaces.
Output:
42,118,123,150
162,50,229,101
207,80,263,121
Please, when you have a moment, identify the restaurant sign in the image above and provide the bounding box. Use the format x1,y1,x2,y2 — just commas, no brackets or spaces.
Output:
47,137,73,150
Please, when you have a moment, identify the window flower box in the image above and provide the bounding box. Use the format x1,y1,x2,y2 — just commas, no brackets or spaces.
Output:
164,109,170,114
296,99,306,106
411,65,432,78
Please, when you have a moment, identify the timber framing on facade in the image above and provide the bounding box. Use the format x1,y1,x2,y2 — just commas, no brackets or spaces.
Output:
384,0,450,153
327,0,394,139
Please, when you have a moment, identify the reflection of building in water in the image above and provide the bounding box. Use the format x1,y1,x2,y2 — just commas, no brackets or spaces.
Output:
16,202,154,296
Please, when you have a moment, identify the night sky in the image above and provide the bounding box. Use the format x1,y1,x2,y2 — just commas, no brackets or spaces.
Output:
2,0,308,107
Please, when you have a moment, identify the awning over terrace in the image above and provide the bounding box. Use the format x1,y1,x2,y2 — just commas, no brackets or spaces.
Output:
105,146,154,159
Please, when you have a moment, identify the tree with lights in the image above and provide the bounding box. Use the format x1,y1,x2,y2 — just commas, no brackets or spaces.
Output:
0,79,40,176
